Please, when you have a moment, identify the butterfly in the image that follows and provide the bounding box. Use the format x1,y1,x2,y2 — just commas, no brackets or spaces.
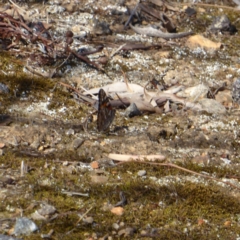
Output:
97,89,116,132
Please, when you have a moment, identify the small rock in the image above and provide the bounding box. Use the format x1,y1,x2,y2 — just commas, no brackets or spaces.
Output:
0,235,22,240
30,139,40,149
159,127,176,140
63,1,77,12
215,90,232,107
90,174,108,184
147,126,162,142
83,216,94,224
185,35,221,52
7,136,20,147
31,211,47,221
62,161,69,166
63,165,76,174
93,18,112,35
102,202,114,212
176,84,209,101
185,6,196,17
140,230,148,235
224,220,231,227
119,222,125,227
232,78,240,104
137,170,146,177
43,148,56,154
13,217,38,236
198,98,226,114
90,161,99,169
111,207,124,216
198,219,206,226
208,15,237,35
71,138,84,149
112,223,120,230
154,51,171,60
118,227,136,237
65,129,75,136
124,103,141,118
0,142,5,148
37,203,56,216
0,83,9,94
192,155,209,164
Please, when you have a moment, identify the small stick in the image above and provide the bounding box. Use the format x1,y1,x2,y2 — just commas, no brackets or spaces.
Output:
58,82,97,106
116,160,240,190
65,207,93,235
108,153,165,161
61,191,89,197
124,1,140,29
9,0,26,14
109,43,126,58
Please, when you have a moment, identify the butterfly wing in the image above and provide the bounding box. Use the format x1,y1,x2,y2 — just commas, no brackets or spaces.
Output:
97,89,116,132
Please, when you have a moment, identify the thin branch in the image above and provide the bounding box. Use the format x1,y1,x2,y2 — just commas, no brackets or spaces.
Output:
115,160,240,190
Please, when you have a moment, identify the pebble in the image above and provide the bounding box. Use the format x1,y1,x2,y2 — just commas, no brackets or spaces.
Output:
147,126,161,142
0,83,9,94
208,15,237,34
83,216,94,224
111,207,124,216
137,170,146,177
124,103,141,118
198,98,226,114
37,203,56,216
0,235,21,240
43,148,56,154
65,129,75,136
176,84,209,101
232,78,240,104
13,217,38,236
30,139,40,149
112,223,120,230
185,35,221,52
0,142,5,148
71,138,84,149
215,90,232,107
118,227,136,237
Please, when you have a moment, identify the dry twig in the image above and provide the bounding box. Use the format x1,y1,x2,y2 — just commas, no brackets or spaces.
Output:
113,158,240,190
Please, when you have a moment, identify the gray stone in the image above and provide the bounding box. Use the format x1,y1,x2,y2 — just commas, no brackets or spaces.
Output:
137,170,146,177
232,78,240,104
71,138,84,149
124,103,141,118
199,99,226,115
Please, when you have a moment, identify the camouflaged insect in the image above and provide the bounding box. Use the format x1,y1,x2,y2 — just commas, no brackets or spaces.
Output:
97,89,116,132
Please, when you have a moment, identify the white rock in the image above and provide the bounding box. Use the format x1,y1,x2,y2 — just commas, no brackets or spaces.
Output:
198,99,226,114
176,84,209,101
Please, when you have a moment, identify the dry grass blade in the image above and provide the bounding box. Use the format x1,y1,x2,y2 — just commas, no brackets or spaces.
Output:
108,153,166,161
115,160,240,190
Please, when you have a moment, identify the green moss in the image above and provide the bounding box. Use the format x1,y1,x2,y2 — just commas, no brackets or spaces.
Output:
1,151,240,239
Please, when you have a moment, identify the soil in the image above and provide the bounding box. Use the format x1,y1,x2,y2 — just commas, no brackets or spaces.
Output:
0,0,240,239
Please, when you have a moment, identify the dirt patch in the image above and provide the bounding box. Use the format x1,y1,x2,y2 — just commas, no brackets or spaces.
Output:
0,0,240,239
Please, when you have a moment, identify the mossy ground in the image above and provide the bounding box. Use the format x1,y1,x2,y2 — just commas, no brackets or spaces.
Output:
0,1,240,239
0,152,240,239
